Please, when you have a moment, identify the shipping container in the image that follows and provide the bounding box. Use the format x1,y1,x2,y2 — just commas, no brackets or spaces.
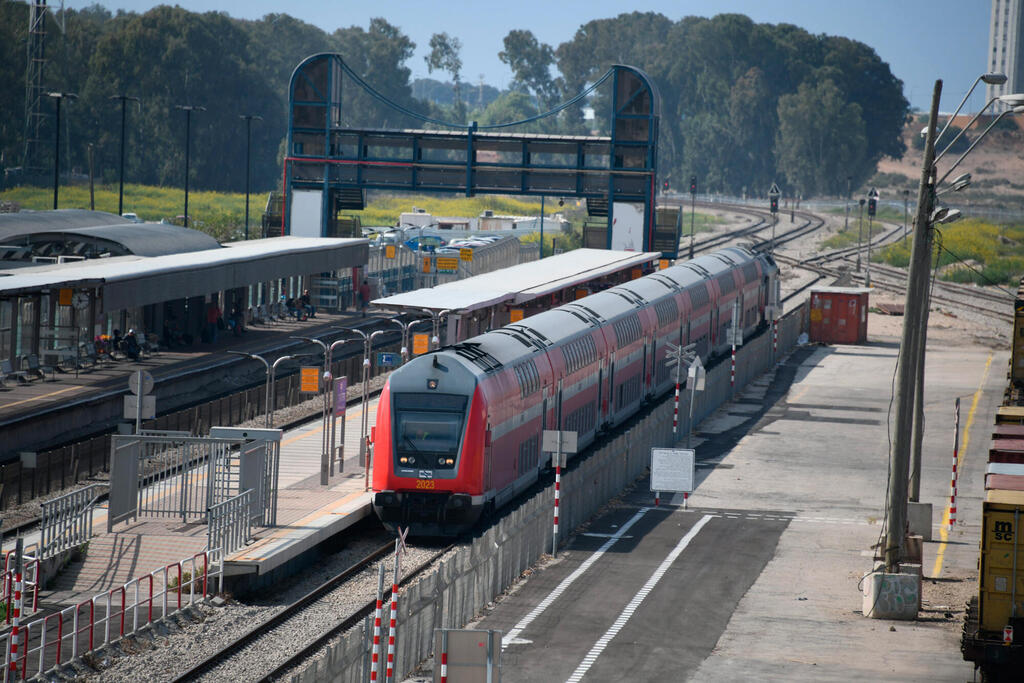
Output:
978,501,1024,633
808,287,870,344
997,406,1024,425
994,424,1024,439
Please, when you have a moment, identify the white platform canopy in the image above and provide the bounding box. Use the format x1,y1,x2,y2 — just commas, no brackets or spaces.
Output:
372,248,661,314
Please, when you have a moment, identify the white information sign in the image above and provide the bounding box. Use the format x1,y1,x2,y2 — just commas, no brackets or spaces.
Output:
610,202,644,251
542,429,578,455
129,370,154,396
650,447,695,493
124,395,156,419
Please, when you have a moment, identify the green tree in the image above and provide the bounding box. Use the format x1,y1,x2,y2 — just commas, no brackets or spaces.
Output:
499,30,558,109
425,32,464,123
775,79,866,197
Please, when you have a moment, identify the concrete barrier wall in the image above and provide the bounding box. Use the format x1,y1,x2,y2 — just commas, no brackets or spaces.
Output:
290,302,809,683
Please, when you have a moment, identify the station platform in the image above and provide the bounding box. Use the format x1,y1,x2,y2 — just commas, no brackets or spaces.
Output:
0,308,367,425
24,394,381,605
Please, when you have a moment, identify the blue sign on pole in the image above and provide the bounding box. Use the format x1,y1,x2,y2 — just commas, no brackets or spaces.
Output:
377,352,399,367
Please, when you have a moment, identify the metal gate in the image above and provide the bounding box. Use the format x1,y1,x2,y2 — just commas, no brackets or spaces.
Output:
109,429,281,532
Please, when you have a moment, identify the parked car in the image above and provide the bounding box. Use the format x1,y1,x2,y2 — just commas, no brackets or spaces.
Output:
121,212,143,223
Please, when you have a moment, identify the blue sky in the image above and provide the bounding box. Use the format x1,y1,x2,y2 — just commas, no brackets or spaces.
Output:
65,0,992,113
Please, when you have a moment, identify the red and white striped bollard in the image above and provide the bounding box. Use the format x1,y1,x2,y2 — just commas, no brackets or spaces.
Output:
370,564,385,681
552,465,561,558
672,381,680,439
949,398,960,531
439,630,449,683
385,582,398,681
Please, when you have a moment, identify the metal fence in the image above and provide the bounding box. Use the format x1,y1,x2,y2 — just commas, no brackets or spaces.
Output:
108,434,279,533
2,549,220,680
39,484,103,559
208,489,254,556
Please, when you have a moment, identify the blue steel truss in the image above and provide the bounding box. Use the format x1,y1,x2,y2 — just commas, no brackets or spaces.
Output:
284,53,664,253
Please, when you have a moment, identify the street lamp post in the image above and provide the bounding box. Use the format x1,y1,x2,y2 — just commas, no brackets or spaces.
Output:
844,175,852,241
47,92,77,210
688,175,697,259
175,105,205,228
336,327,387,490
240,114,262,240
421,308,450,349
110,95,139,216
228,351,295,427
887,78,1023,574
390,317,430,364
539,195,545,259
856,198,865,272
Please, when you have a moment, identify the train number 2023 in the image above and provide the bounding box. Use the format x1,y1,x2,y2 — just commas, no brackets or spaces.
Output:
415,479,436,490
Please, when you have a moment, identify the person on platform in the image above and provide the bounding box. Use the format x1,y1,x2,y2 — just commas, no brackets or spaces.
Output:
358,280,371,318
206,300,221,344
300,289,316,318
121,329,141,361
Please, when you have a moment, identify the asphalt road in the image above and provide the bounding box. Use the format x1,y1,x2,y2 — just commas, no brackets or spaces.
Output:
477,498,788,682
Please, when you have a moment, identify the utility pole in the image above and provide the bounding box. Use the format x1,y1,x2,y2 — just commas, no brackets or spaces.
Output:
886,79,942,573
688,175,697,259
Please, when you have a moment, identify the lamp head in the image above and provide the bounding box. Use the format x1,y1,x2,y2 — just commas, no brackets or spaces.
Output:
982,73,1008,85
931,207,962,225
998,93,1024,106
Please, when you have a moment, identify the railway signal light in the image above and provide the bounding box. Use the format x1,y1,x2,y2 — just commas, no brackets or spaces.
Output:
689,176,697,194
868,187,878,217
663,180,669,192
769,195,778,213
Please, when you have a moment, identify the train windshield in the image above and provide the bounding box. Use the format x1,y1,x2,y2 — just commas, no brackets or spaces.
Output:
392,393,468,462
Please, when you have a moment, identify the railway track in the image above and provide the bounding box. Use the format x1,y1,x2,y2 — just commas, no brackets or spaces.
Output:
171,539,455,682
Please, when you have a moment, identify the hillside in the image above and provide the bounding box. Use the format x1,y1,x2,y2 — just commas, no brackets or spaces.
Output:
873,116,1024,208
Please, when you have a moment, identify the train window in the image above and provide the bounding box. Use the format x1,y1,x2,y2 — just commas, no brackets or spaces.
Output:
655,298,679,327
717,273,736,294
392,392,468,467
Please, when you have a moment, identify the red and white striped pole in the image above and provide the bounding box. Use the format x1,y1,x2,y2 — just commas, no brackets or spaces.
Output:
730,344,736,390
7,538,22,683
772,318,778,357
384,529,407,683
673,381,680,439
552,464,561,558
949,398,961,531
384,580,398,682
370,564,385,682
439,630,449,683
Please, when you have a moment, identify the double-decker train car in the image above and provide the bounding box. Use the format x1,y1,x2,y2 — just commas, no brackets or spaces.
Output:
371,246,778,535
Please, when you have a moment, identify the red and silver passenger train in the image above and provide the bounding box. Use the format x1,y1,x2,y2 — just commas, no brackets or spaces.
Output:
371,246,778,535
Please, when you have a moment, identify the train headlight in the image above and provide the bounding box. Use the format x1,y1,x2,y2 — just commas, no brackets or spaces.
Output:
399,457,408,464
438,457,445,467
446,458,455,465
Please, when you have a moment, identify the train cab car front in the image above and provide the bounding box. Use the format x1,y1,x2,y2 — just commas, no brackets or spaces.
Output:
373,490,481,536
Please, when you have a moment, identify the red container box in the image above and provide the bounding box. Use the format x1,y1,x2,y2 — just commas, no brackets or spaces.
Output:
809,287,870,344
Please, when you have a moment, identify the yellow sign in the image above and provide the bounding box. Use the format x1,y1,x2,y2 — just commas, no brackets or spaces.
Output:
575,288,588,300
300,366,320,393
413,333,430,355
510,309,524,322
58,288,73,306
809,309,823,323
437,257,459,273
631,267,643,280
659,259,670,270
460,248,473,262
385,244,396,259
422,257,432,273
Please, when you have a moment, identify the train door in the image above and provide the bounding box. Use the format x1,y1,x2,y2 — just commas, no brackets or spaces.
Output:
607,351,616,422
597,360,605,427
642,338,649,398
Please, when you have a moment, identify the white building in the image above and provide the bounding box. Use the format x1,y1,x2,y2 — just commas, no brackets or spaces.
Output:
988,0,1024,109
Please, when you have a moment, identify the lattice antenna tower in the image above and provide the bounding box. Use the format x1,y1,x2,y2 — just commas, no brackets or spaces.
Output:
22,0,65,180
